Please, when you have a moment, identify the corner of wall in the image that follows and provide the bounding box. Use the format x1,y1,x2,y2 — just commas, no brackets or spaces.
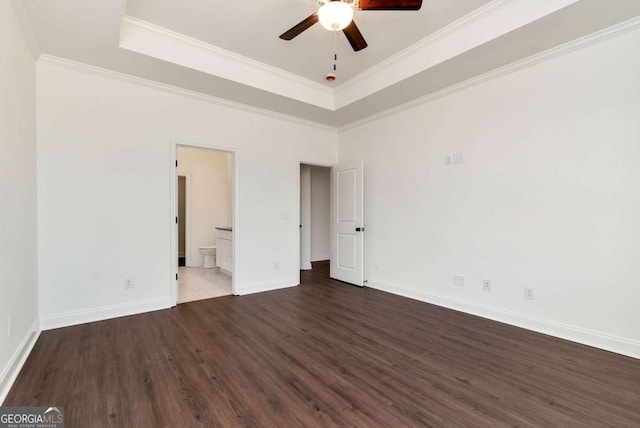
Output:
235,278,299,296
0,318,41,405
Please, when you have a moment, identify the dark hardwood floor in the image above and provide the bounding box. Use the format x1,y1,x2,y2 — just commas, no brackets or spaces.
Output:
6,261,640,427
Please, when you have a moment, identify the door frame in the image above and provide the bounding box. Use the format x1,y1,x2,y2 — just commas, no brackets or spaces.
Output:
297,160,335,284
177,173,191,266
170,139,238,305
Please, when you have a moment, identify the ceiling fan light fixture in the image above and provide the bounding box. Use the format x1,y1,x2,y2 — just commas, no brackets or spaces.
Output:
318,1,354,31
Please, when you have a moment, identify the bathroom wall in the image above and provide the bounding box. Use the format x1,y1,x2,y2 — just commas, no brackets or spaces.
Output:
177,147,232,267
0,1,39,402
310,166,330,262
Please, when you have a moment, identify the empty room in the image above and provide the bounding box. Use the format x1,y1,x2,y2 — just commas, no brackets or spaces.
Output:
1,0,639,426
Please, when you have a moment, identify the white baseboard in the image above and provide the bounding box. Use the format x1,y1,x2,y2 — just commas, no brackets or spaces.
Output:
40,297,173,330
301,262,313,270
0,318,41,405
368,279,640,360
236,278,298,296
310,257,330,263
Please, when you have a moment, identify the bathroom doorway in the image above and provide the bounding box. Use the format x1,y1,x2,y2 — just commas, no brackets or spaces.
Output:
299,163,332,278
177,175,188,267
171,143,236,304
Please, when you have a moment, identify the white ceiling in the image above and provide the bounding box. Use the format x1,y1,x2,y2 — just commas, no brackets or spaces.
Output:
13,0,640,127
125,0,492,84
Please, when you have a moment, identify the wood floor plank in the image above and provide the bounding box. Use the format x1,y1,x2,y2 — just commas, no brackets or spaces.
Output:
5,261,640,427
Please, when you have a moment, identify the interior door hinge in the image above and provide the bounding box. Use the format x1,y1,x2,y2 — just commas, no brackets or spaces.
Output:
175,160,178,167
176,217,178,224
176,273,178,280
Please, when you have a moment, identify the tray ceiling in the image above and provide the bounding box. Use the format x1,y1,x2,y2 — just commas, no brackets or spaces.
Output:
13,0,640,127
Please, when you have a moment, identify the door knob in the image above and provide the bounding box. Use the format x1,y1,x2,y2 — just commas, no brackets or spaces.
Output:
355,227,365,232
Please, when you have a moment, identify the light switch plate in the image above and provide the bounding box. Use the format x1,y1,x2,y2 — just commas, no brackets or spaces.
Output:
453,152,464,164
454,275,465,287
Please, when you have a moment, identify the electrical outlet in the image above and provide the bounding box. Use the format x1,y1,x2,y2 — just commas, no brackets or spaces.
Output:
524,287,535,300
454,275,465,287
483,280,491,292
7,316,13,337
124,278,134,289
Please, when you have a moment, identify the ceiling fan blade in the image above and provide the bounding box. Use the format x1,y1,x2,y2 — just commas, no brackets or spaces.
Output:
279,14,319,40
343,20,368,51
358,0,422,11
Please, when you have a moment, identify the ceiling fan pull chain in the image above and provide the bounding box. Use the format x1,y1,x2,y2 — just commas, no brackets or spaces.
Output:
333,30,338,73
326,31,338,81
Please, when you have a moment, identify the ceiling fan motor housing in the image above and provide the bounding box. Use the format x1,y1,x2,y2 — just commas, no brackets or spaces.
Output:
318,1,354,31
279,0,422,58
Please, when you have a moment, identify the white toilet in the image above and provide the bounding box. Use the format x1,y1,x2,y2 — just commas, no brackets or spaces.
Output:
199,246,217,268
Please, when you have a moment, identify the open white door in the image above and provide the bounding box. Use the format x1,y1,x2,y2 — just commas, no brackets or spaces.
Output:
331,160,364,286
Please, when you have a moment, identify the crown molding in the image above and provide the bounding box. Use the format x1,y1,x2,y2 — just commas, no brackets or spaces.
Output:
334,0,580,109
37,54,338,132
35,13,640,133
118,1,583,113
335,0,508,93
339,16,640,132
119,16,335,110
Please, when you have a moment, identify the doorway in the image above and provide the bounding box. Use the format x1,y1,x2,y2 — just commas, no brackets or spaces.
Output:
171,143,236,304
300,164,331,277
178,175,187,267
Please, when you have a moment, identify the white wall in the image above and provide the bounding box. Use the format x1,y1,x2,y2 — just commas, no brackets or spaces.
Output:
339,28,640,358
0,1,39,402
37,59,337,328
177,147,231,267
310,166,330,262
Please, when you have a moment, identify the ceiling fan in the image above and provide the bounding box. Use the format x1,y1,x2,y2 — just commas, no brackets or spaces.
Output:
279,0,423,52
